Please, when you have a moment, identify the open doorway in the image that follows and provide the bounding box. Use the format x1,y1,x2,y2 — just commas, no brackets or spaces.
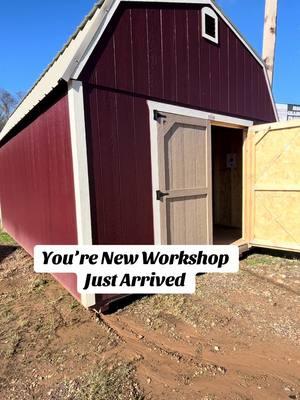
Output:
211,125,244,245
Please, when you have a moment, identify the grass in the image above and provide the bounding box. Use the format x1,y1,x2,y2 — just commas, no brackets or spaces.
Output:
30,277,49,293
80,360,144,400
244,254,273,266
70,300,80,309
0,228,16,245
51,359,144,400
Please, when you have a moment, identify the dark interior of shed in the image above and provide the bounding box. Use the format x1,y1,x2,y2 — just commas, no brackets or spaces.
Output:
211,125,244,245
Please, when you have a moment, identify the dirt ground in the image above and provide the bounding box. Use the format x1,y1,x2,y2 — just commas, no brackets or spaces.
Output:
0,241,299,400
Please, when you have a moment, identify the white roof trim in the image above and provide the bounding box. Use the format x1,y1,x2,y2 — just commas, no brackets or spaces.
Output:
1,0,278,141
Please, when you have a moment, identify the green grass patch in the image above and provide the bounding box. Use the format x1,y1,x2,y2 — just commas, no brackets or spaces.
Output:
0,229,16,245
244,254,273,266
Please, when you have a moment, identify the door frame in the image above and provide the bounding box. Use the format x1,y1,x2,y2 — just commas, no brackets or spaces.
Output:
147,100,253,245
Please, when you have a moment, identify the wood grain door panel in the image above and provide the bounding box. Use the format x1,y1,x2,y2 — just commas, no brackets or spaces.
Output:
157,112,212,244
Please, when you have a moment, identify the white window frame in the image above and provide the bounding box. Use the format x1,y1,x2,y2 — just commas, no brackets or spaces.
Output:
202,6,219,44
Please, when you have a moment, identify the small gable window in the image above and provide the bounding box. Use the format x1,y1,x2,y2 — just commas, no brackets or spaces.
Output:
202,7,219,44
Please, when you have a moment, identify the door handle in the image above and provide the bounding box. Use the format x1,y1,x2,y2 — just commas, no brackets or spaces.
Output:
156,190,169,201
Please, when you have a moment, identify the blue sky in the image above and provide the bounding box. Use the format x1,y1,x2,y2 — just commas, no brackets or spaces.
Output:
0,0,299,104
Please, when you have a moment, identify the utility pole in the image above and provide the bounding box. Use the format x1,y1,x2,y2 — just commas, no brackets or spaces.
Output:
262,0,278,86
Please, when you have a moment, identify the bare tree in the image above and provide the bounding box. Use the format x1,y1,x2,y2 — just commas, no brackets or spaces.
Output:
0,89,23,131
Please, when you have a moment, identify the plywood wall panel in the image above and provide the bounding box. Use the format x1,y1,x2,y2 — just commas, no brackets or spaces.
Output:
254,192,300,247
249,122,300,251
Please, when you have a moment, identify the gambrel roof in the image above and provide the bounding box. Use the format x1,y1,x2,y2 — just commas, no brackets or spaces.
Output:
1,0,277,140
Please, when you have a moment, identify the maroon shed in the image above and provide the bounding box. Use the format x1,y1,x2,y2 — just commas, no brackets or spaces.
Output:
0,0,278,310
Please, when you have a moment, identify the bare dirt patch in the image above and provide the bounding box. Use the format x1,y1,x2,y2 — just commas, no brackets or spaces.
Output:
0,243,299,400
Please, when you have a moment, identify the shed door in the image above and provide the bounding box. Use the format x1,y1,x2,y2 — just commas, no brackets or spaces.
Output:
248,122,300,252
156,112,212,244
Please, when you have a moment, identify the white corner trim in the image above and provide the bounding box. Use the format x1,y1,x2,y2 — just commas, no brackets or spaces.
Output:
148,107,161,245
201,6,219,44
67,80,95,308
147,100,253,244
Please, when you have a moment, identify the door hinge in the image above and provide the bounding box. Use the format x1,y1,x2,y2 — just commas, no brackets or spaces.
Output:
156,190,169,201
153,110,166,122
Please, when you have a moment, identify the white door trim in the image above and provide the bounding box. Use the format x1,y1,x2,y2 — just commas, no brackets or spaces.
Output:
147,100,253,245
68,80,96,308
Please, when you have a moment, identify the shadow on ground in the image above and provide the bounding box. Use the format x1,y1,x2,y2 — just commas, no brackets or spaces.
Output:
0,245,18,263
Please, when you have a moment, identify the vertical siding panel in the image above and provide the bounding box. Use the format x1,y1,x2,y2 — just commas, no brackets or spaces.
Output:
84,88,155,245
0,94,78,297
114,8,134,92
147,7,163,98
219,23,229,114
84,85,105,243
161,8,177,102
99,90,123,244
265,81,274,121
236,43,245,116
175,8,189,104
0,95,77,252
250,60,256,119
94,33,117,88
133,97,154,244
80,3,276,122
243,47,248,118
244,50,252,117
253,62,261,121
115,93,139,244
199,20,211,109
131,8,150,95
261,67,270,121
187,8,201,106
262,69,268,121
228,31,237,115
210,42,221,112
86,88,102,243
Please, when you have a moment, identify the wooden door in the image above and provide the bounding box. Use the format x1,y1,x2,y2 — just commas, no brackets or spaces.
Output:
156,112,212,244
247,121,300,252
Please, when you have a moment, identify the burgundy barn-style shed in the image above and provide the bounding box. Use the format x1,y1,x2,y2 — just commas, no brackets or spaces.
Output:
0,0,278,310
